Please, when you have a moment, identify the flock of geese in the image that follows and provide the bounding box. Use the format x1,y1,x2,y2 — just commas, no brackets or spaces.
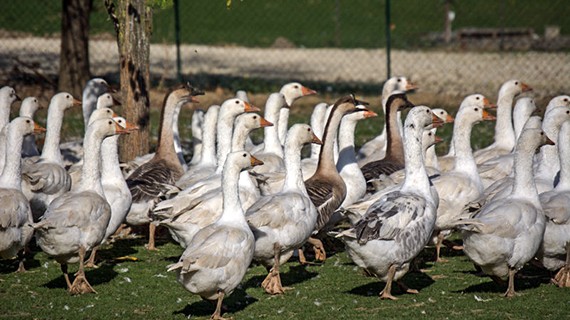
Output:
1,76,570,319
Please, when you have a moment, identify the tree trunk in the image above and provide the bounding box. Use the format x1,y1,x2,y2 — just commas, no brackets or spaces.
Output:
108,0,152,162
58,0,92,98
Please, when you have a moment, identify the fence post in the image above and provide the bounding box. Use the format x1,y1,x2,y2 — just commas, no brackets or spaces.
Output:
174,0,182,82
385,0,391,79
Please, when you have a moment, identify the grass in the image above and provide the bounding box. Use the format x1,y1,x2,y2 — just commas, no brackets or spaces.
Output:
1,233,569,319
1,1,568,49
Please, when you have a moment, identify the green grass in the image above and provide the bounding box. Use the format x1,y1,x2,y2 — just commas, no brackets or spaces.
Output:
1,1,568,49
1,234,569,319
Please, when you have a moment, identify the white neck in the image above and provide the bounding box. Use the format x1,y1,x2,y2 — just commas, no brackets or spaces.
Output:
425,145,439,170
0,126,25,189
198,106,219,168
278,107,289,145
0,97,12,130
535,112,566,182
493,88,517,150
512,137,540,206
556,123,570,190
452,114,482,190
283,135,309,194
217,162,246,225
215,107,244,173
41,105,65,164
400,122,430,199
309,103,327,160
78,125,106,196
171,102,186,168
262,94,284,157
101,135,125,188
336,116,359,174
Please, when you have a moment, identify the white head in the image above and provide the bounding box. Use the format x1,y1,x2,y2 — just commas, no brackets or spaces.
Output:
279,82,316,106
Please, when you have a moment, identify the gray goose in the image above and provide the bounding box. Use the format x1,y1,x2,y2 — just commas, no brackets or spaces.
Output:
360,92,414,193
125,84,202,250
302,95,368,262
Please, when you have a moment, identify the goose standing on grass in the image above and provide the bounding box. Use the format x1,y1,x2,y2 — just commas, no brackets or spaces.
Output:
22,92,81,221
537,120,570,287
85,117,138,267
301,95,367,263
125,84,201,250
277,82,317,145
0,117,44,272
34,119,129,295
19,97,42,158
457,126,552,297
430,97,496,262
360,92,415,193
337,106,441,300
246,124,321,294
473,80,532,165
167,152,262,320
357,76,417,165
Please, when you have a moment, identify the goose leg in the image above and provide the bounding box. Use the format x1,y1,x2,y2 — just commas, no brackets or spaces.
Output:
85,246,99,268
379,265,398,300
396,280,419,294
298,248,307,265
434,231,448,263
146,223,157,251
261,243,291,294
16,249,27,273
61,264,72,290
210,290,226,320
307,237,326,262
69,246,97,295
504,267,516,298
553,243,570,287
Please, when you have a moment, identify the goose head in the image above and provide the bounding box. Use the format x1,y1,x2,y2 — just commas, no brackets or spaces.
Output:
499,79,532,99
432,108,454,124
287,123,323,146
423,129,442,151
50,92,82,112
545,95,570,115
19,97,42,118
0,86,21,106
234,113,273,132
89,118,131,140
88,107,118,126
382,76,417,96
407,105,441,130
96,93,121,110
223,98,260,114
226,151,264,173
279,82,317,106
9,117,45,137
113,116,139,133
385,91,414,113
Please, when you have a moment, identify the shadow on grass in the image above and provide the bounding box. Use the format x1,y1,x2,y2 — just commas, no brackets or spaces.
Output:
173,287,258,318
346,270,435,298
42,262,119,290
0,249,42,274
243,263,320,290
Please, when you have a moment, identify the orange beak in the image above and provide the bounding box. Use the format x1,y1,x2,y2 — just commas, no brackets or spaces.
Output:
364,110,378,118
405,81,418,91
124,120,140,132
431,113,444,128
483,97,497,109
520,82,533,93
301,86,317,96
312,133,323,145
434,135,444,144
445,114,454,123
482,109,497,121
114,122,130,134
250,155,264,167
259,116,273,127
244,101,261,113
33,123,46,134
73,98,82,107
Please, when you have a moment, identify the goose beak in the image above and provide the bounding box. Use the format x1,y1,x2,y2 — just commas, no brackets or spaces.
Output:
301,86,317,96
244,102,261,113
190,95,200,103
405,81,418,91
33,123,46,134
434,135,444,144
520,82,533,93
259,116,273,127
112,96,122,106
445,114,455,123
73,98,82,107
431,114,445,128
114,122,130,134
124,120,140,132
364,110,378,118
483,97,497,109
15,94,22,102
250,155,264,167
311,133,323,145
482,109,496,121
544,135,555,146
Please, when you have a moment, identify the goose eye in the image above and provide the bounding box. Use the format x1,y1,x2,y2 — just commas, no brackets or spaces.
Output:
426,109,430,113
66,95,70,99
307,128,311,132
294,85,299,89
474,108,479,112
515,81,519,85
33,99,37,102
428,132,432,136
397,78,401,82
253,115,257,119
566,110,569,115
476,96,480,100
26,120,30,124
440,111,444,115
564,98,569,102
235,100,239,104
108,120,113,125
242,153,247,158
540,132,544,136
107,110,111,113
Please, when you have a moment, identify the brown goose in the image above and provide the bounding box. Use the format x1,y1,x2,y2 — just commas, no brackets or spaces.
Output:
302,95,367,262
125,84,202,250
360,92,414,193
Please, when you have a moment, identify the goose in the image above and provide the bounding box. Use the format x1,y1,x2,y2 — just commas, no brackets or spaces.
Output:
473,80,532,165
0,117,44,272
19,97,42,158
245,124,321,294
187,108,205,166
176,98,259,190
34,118,129,294
456,126,552,297
301,102,327,179
357,76,416,165
336,106,441,300
0,86,21,171
125,85,200,250
544,95,570,115
277,82,317,145
424,108,453,170
302,95,367,262
430,99,496,262
166,151,262,320
21,92,81,221
152,112,272,248
81,78,112,129
360,92,415,193
85,116,139,267
536,120,570,287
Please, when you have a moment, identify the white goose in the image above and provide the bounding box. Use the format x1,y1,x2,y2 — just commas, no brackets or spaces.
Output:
21,92,81,221
277,82,317,145
337,106,440,300
81,78,112,129
246,124,322,294
473,79,532,164
457,125,552,297
537,120,570,287
167,151,262,320
0,86,21,172
301,102,328,179
19,96,42,158
0,117,44,272
187,108,205,166
34,118,128,295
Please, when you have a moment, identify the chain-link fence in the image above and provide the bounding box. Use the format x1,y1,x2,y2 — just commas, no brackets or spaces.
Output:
1,0,569,99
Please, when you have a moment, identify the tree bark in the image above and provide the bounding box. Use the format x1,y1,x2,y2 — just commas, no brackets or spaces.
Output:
107,0,152,162
58,0,93,98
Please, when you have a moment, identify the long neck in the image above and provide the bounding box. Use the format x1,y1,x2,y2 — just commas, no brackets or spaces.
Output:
216,109,239,171
83,90,98,128
171,103,186,168
41,106,64,164
263,95,284,156
0,98,12,130
336,117,358,173
0,128,25,189
512,143,539,205
453,116,482,189
535,116,562,182
316,106,344,174
101,136,124,186
283,137,307,193
309,104,326,160
156,96,182,160
198,107,218,167
218,164,245,225
557,126,570,190
384,105,404,160
494,90,516,150
400,125,430,197
278,108,289,145
231,124,251,152
78,127,105,196
425,145,439,170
